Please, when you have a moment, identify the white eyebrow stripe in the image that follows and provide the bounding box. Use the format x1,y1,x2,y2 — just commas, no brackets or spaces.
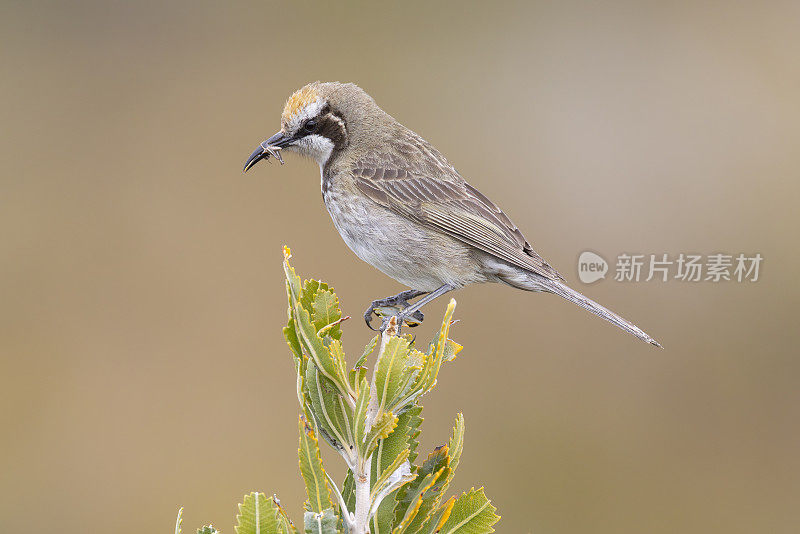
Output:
296,98,325,124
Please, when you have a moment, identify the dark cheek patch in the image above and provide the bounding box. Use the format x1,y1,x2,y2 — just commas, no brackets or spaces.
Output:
319,118,344,148
316,108,348,176
319,114,347,149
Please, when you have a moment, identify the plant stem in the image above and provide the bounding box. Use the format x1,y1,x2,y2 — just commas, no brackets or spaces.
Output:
353,317,398,534
353,456,372,533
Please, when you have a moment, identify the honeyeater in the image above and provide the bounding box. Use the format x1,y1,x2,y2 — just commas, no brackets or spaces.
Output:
244,82,661,347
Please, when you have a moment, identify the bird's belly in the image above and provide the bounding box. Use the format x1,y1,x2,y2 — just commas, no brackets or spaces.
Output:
323,190,480,291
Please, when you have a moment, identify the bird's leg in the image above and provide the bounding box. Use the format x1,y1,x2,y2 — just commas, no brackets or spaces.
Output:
364,289,427,331
388,283,456,333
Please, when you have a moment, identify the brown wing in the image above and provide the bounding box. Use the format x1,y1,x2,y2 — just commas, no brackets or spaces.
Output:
352,135,563,281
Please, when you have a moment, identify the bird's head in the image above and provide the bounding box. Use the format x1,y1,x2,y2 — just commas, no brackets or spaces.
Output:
243,81,382,172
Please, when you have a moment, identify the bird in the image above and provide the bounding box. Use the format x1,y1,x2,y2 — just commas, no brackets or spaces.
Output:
243,82,661,347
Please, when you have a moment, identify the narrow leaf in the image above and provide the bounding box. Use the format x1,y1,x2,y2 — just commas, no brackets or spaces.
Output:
420,496,455,534
363,411,399,457
420,300,457,395
355,334,379,369
341,471,355,514
399,447,452,533
436,413,465,499
353,377,370,452
272,495,297,534
175,507,183,534
283,248,302,303
305,365,353,457
348,366,368,395
448,414,464,473
324,471,351,523
298,416,334,513
393,468,445,533
283,285,303,362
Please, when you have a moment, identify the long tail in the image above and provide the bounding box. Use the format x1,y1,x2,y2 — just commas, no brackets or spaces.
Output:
543,280,662,347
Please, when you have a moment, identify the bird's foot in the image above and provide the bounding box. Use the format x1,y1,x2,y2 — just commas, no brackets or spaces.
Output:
364,290,427,331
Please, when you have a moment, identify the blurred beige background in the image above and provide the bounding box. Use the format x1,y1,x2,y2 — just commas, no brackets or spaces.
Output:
2,1,799,532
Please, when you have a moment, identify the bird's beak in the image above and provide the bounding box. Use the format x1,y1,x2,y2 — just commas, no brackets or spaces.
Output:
243,131,293,172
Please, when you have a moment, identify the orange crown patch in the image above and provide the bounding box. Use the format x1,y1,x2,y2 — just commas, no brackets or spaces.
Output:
282,83,321,124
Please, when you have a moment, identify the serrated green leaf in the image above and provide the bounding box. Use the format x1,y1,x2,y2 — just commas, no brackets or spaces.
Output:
299,278,321,315
402,481,448,533
363,411,398,457
397,446,452,534
198,527,219,534
426,414,465,510
305,364,353,453
296,353,314,420
378,406,423,510
389,346,428,410
398,406,424,465
348,366,368,395
374,336,413,415
416,300,457,396
328,340,352,396
294,299,351,400
298,416,334,513
283,248,302,302
303,508,338,534
312,288,342,340
393,467,445,533
419,496,455,534
448,414,464,474
353,377,370,453
354,334,379,369
437,488,499,534
236,492,283,534
284,287,303,363
175,507,183,534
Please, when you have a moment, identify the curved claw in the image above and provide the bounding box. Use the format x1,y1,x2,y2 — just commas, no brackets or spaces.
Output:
364,305,379,331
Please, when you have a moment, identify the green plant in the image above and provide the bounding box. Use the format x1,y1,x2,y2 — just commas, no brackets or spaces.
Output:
176,248,499,534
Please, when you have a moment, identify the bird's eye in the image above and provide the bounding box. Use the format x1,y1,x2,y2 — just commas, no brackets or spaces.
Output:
303,119,317,133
